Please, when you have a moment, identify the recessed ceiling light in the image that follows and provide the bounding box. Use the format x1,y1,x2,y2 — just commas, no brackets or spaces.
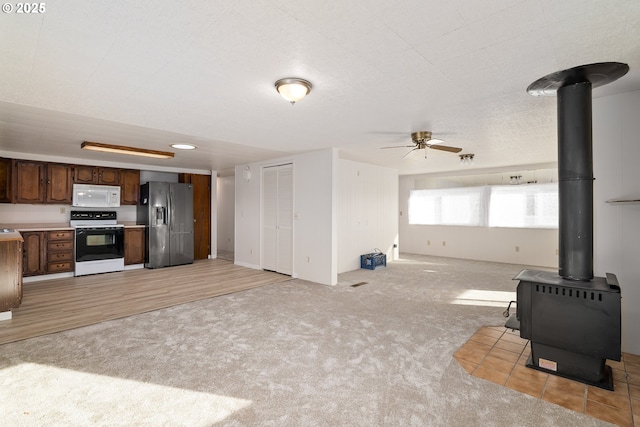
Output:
170,143,197,150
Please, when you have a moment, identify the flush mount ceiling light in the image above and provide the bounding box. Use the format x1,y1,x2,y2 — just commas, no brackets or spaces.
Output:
274,78,312,105
170,143,197,150
82,141,174,159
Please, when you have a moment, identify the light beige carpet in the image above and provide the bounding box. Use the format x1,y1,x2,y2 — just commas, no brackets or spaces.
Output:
0,254,611,426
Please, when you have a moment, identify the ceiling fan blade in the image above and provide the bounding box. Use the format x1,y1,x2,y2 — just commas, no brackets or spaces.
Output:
428,138,445,145
403,148,419,158
380,145,415,149
428,144,462,153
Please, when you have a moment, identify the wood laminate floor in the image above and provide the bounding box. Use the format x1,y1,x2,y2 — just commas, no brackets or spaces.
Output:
0,259,287,345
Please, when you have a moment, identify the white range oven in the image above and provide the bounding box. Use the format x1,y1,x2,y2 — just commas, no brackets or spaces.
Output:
70,211,124,276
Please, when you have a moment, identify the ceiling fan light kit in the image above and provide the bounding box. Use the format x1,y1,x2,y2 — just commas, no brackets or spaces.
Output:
459,153,474,165
381,130,462,158
275,78,312,104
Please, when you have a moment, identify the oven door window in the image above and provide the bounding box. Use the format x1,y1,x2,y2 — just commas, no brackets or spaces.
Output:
75,227,124,262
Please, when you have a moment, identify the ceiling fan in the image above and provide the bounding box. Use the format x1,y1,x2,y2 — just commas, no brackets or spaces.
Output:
381,131,462,158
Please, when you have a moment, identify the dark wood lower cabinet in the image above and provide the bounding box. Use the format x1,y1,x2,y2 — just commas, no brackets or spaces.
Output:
46,230,74,273
22,231,46,277
0,235,23,311
22,230,74,277
124,228,145,265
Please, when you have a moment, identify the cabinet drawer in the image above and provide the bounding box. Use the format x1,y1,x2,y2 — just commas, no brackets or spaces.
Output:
47,230,74,241
48,240,73,251
47,261,73,273
48,251,73,262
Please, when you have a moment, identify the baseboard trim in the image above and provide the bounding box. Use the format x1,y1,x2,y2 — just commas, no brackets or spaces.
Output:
234,261,260,270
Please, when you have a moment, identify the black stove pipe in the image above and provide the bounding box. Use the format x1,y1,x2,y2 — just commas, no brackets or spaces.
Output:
527,62,629,281
557,82,594,281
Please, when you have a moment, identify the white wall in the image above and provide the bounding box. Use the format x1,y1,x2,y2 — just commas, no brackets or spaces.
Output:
216,175,235,253
398,175,558,268
593,89,640,355
337,159,398,273
234,149,337,285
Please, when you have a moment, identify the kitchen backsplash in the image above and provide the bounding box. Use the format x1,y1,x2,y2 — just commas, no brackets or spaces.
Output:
0,204,137,224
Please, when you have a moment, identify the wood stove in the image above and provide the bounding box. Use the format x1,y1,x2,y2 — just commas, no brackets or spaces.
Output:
507,62,628,390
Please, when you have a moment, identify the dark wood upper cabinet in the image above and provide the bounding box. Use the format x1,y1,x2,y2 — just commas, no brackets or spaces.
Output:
45,163,73,204
0,158,12,203
13,160,46,204
98,168,119,185
73,165,96,184
73,165,119,185
119,169,140,205
13,160,73,205
4,158,143,207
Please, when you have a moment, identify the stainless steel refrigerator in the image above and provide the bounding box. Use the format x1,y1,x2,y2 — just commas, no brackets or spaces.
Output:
137,182,194,268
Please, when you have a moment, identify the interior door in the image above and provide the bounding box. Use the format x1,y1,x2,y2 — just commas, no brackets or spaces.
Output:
261,168,278,272
261,164,293,275
192,174,211,260
276,165,293,275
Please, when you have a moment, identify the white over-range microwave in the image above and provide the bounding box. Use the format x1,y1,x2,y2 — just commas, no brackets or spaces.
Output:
72,184,121,208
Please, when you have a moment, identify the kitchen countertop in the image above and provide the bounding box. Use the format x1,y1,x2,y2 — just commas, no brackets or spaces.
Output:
0,223,74,231
0,222,146,231
0,229,24,242
119,222,146,228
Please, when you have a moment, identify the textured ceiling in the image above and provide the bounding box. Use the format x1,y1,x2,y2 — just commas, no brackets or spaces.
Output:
1,0,639,175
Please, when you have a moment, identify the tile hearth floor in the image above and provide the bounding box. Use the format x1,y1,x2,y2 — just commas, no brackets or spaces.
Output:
454,327,640,427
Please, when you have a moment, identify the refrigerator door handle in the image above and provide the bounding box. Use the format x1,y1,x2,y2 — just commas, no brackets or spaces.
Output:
167,193,172,232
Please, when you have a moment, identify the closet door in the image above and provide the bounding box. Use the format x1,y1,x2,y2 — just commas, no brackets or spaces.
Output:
262,168,278,272
276,165,293,275
261,164,293,275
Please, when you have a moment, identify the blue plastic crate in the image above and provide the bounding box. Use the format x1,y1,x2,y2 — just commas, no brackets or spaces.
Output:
360,253,386,270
